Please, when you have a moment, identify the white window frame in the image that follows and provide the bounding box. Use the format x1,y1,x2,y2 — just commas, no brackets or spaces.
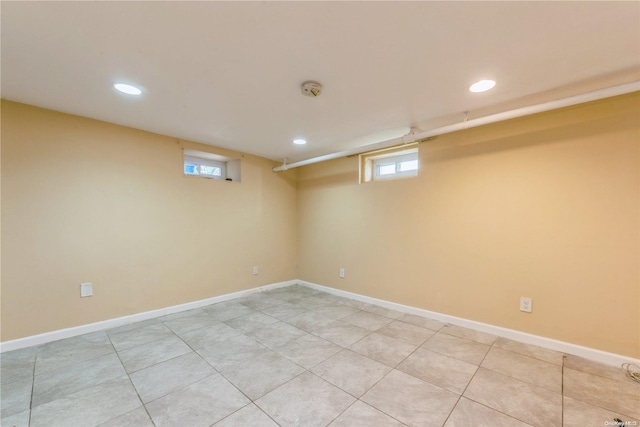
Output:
360,147,419,183
373,152,419,180
184,155,226,180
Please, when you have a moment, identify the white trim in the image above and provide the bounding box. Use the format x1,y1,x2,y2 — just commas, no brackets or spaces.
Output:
297,280,640,368
0,280,297,353
3,278,638,368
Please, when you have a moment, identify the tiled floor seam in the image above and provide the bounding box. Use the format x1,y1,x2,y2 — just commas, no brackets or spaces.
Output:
104,330,158,427
326,398,410,427
449,339,544,427
308,316,423,425
440,337,492,426
352,395,408,427
249,370,322,421
561,354,565,427
377,319,471,420
306,321,378,349
219,366,304,404
383,329,432,371
561,384,638,423
323,399,356,426
253,402,283,427
481,346,564,395
206,401,281,427
148,324,256,408
563,362,637,383
28,347,38,426
347,361,409,425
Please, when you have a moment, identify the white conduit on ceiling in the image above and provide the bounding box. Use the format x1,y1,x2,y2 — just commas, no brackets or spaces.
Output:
273,81,640,172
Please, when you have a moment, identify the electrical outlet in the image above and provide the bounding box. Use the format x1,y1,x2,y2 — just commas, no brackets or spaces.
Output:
80,283,93,298
520,297,532,313
339,268,345,278
252,266,258,275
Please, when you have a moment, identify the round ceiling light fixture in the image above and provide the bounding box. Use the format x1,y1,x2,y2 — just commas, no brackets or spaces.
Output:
301,81,322,97
293,139,307,145
113,82,143,95
469,79,496,93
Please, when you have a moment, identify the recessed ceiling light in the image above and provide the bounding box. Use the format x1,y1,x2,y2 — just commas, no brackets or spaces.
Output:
293,139,307,145
113,83,142,95
469,80,496,93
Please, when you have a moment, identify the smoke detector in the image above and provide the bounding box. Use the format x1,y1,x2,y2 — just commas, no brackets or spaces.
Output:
301,81,322,97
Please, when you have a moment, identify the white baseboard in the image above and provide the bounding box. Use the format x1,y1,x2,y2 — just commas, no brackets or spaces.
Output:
3,278,638,368
0,279,297,353
298,280,640,368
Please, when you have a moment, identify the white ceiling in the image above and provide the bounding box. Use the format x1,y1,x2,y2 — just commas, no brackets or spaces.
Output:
2,1,639,162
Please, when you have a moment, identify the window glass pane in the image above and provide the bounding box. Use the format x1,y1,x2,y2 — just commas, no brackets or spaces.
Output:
199,165,222,176
379,164,396,175
184,164,198,175
399,160,418,172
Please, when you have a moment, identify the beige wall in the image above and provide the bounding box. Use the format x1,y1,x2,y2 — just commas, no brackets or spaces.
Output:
2,94,639,358
1,101,298,341
298,93,640,358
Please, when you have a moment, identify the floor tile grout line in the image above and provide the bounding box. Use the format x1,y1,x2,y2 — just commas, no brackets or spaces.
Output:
170,313,301,421
27,334,116,408
30,338,116,379
456,396,537,427
28,345,38,427
250,369,310,412
439,324,497,343
477,344,565,395
445,337,562,427
137,323,268,424
243,293,407,425
318,395,357,426
134,313,282,420
355,393,410,426
489,343,564,369
213,347,306,401
384,333,432,371
354,399,411,427
253,401,284,427
562,361,634,384
411,328,485,366
465,339,559,426
268,294,466,426
113,327,192,375
565,383,640,420
440,336,493,427
205,400,279,427
562,356,639,422
493,339,564,366
561,354,565,427
104,331,157,427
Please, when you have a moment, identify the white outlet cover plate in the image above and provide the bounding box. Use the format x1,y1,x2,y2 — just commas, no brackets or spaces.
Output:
80,283,93,297
520,296,532,313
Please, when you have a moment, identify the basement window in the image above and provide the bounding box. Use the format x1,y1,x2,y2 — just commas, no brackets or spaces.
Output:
360,146,419,183
183,149,241,182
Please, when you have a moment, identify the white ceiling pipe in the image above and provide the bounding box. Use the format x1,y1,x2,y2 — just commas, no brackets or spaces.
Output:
273,81,640,172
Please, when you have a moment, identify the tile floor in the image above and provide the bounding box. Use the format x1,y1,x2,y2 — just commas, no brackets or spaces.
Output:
1,284,638,427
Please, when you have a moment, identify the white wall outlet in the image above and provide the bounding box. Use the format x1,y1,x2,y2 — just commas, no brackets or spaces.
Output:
520,297,532,313
339,268,345,278
80,283,93,298
252,266,258,275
